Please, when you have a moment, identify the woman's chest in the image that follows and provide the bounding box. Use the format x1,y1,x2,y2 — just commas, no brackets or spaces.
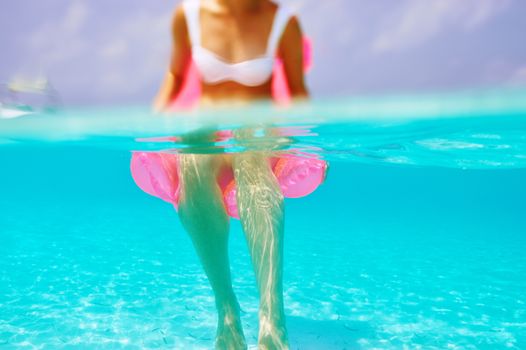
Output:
199,12,275,63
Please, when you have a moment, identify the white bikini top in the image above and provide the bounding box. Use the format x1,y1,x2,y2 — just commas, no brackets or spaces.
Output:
183,0,293,87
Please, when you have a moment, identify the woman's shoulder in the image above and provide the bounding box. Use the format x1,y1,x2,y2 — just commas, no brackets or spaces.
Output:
173,3,186,20
173,0,199,22
267,0,296,15
265,0,279,11
268,1,300,35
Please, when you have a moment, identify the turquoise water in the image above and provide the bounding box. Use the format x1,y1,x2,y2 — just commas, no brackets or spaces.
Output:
1,90,526,349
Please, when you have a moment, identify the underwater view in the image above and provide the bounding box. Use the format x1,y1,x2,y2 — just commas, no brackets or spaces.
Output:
1,90,526,349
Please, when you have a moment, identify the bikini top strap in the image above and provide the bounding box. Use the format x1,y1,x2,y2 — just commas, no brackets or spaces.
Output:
183,0,201,46
266,6,293,56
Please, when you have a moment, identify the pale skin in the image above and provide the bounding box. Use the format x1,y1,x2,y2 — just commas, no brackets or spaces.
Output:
154,0,308,349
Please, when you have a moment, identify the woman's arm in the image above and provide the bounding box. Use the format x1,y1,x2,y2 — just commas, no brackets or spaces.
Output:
278,16,309,100
153,6,192,112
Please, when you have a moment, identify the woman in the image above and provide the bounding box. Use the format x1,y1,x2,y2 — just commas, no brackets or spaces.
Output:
153,0,308,348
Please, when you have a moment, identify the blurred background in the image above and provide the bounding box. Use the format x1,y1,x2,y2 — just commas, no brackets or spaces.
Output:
1,0,526,106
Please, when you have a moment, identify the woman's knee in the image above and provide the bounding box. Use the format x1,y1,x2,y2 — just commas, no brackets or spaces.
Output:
234,154,283,209
233,153,272,179
178,155,221,204
178,154,229,229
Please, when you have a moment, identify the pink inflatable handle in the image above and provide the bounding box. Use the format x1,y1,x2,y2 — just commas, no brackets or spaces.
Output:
274,156,326,197
130,152,180,207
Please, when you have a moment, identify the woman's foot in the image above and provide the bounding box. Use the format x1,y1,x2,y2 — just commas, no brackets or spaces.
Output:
258,314,289,350
215,303,247,350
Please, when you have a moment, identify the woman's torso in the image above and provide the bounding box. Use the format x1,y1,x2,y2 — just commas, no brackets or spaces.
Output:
183,0,291,104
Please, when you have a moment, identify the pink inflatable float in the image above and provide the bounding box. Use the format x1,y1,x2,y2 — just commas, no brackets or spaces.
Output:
130,38,328,219
131,152,327,219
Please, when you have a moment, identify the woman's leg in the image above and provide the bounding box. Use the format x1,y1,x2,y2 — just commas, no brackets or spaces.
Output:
233,152,289,350
178,154,246,350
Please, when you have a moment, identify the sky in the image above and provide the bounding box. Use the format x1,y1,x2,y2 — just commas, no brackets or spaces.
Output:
1,0,526,106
